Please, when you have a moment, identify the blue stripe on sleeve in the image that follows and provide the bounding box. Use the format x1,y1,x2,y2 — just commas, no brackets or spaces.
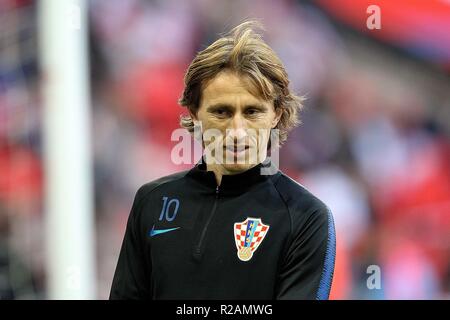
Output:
316,207,336,300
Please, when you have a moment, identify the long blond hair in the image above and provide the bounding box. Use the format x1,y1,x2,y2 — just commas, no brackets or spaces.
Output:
179,20,304,146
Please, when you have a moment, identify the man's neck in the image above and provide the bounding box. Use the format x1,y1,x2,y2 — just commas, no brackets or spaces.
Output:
206,164,227,186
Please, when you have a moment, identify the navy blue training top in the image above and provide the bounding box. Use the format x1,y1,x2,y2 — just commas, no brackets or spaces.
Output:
110,157,336,300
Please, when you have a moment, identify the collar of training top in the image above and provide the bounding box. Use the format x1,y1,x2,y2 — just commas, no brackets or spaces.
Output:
186,156,278,195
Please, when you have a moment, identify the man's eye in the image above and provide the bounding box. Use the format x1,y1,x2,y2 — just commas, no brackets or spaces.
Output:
246,109,260,115
214,109,228,116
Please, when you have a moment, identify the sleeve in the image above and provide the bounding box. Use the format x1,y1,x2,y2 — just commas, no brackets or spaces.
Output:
109,187,152,300
275,205,336,300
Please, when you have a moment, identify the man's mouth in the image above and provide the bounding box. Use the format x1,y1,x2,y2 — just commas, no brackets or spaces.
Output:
224,145,250,153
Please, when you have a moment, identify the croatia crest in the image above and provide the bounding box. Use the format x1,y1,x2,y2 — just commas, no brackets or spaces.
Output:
234,217,270,262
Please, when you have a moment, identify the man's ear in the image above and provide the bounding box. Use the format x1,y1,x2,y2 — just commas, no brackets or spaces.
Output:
188,109,201,129
272,107,283,128
189,109,203,143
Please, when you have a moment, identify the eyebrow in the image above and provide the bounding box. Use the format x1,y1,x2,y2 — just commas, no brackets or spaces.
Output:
206,103,267,111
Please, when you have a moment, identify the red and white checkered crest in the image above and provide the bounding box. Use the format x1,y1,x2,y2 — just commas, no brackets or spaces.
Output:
234,217,270,262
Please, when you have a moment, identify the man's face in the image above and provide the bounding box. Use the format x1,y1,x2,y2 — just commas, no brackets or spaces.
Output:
192,70,282,174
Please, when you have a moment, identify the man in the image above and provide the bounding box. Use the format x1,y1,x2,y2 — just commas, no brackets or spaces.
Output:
110,21,336,300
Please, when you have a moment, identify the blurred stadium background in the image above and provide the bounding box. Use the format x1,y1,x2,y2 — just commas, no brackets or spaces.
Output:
1,0,450,299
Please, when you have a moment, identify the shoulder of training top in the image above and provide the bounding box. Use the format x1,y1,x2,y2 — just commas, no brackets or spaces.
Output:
134,169,191,205
271,172,330,222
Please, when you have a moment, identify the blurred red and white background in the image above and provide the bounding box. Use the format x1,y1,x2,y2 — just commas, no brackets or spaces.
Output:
1,0,450,299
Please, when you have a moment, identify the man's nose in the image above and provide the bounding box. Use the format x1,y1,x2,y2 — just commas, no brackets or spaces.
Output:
228,114,248,142
231,113,246,129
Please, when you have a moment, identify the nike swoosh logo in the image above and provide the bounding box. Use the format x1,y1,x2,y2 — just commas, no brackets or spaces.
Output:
149,225,180,237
